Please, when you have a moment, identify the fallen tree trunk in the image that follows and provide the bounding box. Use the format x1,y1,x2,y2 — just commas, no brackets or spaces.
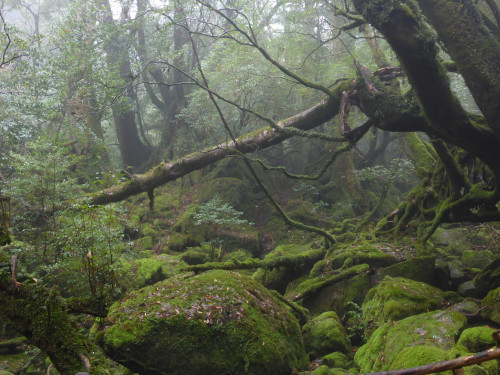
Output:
89,94,345,206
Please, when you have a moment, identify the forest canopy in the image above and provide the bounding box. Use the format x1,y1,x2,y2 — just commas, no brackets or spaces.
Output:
1,0,500,374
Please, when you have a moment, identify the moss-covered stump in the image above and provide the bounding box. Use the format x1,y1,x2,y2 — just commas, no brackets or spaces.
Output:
456,327,497,353
481,287,500,324
362,276,445,331
474,258,500,298
354,310,467,373
100,270,309,375
302,311,351,359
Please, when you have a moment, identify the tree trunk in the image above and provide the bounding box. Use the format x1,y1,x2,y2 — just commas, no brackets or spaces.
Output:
102,0,151,169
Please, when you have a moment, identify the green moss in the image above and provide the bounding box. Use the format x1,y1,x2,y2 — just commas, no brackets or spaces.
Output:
309,365,352,375
456,327,496,353
355,310,467,373
461,250,495,270
222,249,252,262
475,259,500,298
288,264,370,303
322,352,350,369
325,241,397,270
253,244,322,293
310,260,328,277
302,311,351,358
140,222,157,239
300,273,370,318
134,235,153,250
389,345,449,372
404,133,436,177
377,256,436,284
100,270,309,375
119,256,177,292
180,249,210,265
481,287,500,324
362,276,445,331
166,232,193,252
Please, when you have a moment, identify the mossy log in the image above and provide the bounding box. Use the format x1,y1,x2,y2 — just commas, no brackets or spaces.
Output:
291,263,370,302
181,247,326,274
89,95,344,206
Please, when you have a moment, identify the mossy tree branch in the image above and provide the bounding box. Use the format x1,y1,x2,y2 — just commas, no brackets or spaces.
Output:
182,247,326,274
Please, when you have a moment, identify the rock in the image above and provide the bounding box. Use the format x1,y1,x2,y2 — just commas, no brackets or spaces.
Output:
481,287,500,324
430,227,469,249
456,327,497,353
375,256,436,285
448,299,480,315
474,258,500,298
448,259,468,287
302,311,351,358
361,276,445,332
461,250,495,270
458,280,477,297
100,270,308,375
321,352,350,369
354,310,467,373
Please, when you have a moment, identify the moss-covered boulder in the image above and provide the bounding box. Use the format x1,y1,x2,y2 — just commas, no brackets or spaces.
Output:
375,256,436,285
362,276,445,330
302,311,351,358
456,327,497,353
100,270,308,375
389,345,448,371
354,310,467,373
474,258,500,298
321,351,350,369
481,287,500,324
461,250,495,270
